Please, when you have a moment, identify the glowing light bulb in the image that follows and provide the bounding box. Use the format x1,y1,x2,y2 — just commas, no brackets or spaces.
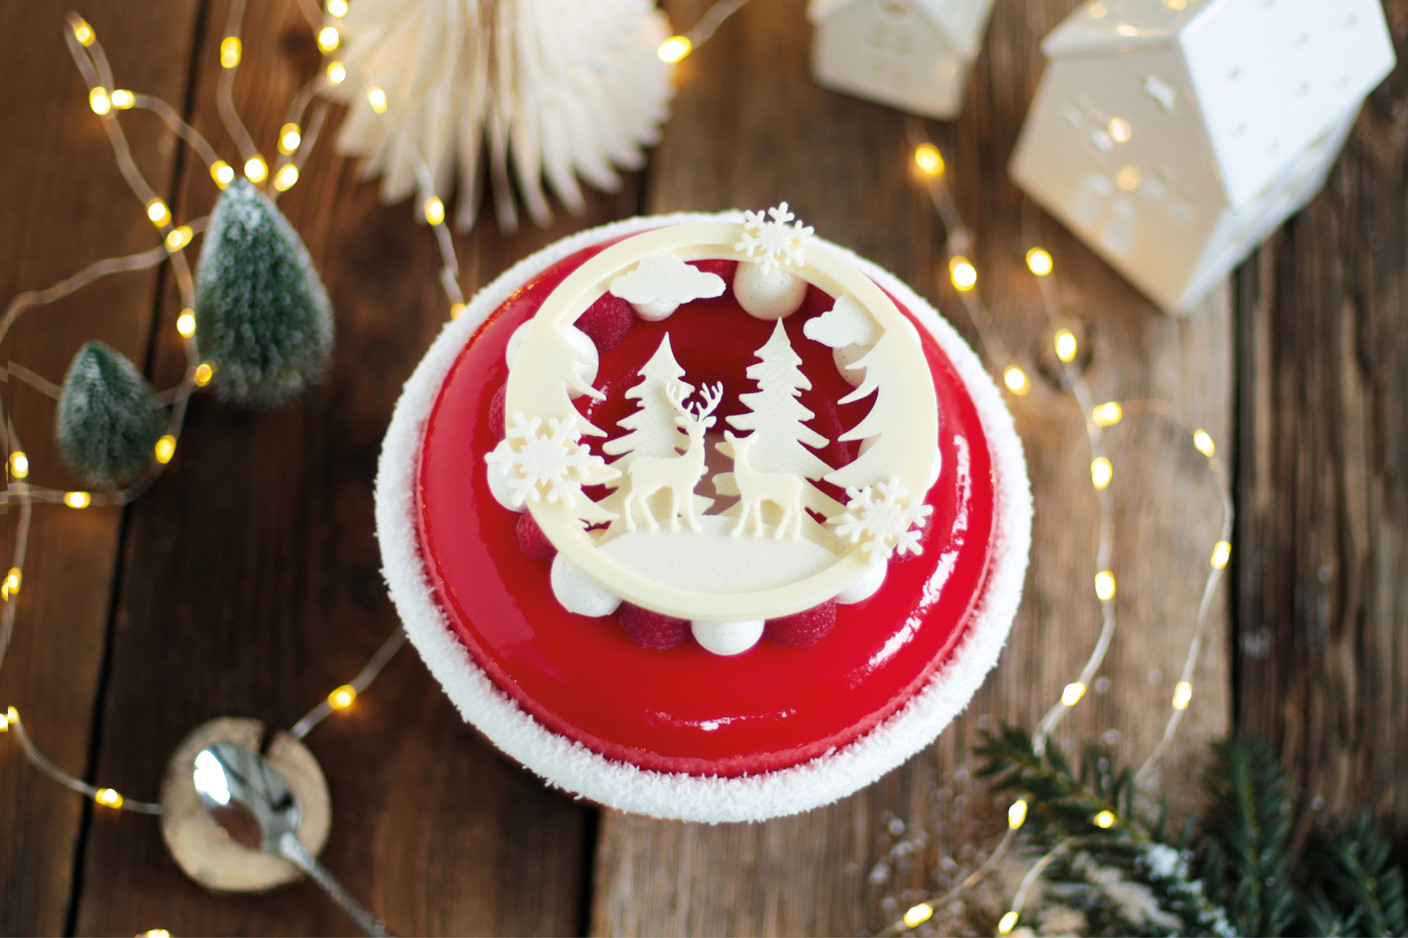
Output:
1007,799,1028,829
328,684,357,710
1003,366,1030,396
326,61,347,85
1093,809,1116,828
89,87,112,116
998,910,1019,934
9,452,29,479
220,36,242,68
244,155,268,183
71,18,95,46
1193,429,1215,457
1095,570,1116,601
949,256,977,291
327,0,349,16
278,123,302,154
316,25,340,52
902,903,934,928
145,198,171,226
1108,118,1132,143
154,435,176,464
273,164,299,192
423,195,446,226
1054,329,1078,362
4,568,20,596
449,302,466,320
139,931,172,938
1092,401,1123,427
110,89,136,110
164,225,193,252
914,143,944,176
1025,247,1053,277
64,491,92,510
94,787,124,808
193,363,214,387
176,309,196,337
0,710,8,731
1061,682,1087,706
658,35,692,63
1172,681,1193,710
366,86,388,113
1091,456,1113,489
210,160,235,188
1211,540,1231,570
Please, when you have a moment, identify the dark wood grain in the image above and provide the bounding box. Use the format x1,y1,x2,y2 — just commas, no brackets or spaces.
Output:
0,3,202,934
1235,6,1408,837
3,0,1406,934
591,1,1230,934
65,1,635,934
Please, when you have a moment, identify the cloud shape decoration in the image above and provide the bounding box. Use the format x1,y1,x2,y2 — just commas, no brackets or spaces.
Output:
803,294,882,349
610,253,726,309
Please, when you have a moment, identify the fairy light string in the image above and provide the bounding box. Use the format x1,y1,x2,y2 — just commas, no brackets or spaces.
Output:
0,1,457,819
3,5,1232,933
881,128,1233,934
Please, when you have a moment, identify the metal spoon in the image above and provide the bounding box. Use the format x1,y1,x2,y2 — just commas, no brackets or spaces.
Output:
193,742,392,936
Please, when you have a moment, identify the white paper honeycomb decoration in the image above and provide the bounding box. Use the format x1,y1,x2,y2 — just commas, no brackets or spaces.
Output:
808,0,997,119
1009,0,1396,314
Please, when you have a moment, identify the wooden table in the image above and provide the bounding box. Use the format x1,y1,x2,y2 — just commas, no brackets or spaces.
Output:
1,1,1404,934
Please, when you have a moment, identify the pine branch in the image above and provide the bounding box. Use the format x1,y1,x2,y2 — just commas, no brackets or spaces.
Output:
1301,811,1407,937
978,726,1234,936
977,725,1134,838
1196,737,1296,937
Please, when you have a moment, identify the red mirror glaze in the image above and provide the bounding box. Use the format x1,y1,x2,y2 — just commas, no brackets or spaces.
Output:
417,239,996,776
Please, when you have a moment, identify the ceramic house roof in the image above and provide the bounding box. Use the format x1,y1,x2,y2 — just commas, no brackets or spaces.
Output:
809,0,995,57
1039,0,1396,207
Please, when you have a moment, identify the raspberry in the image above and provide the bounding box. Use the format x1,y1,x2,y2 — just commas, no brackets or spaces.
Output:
618,603,689,650
489,384,507,439
764,600,837,647
515,512,556,562
575,293,634,351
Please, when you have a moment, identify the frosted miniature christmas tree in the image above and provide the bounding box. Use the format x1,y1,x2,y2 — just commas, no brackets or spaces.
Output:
194,179,334,407
717,320,838,517
56,341,164,487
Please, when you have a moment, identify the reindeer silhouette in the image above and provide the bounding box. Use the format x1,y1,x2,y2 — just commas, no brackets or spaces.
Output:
623,381,724,532
724,430,804,540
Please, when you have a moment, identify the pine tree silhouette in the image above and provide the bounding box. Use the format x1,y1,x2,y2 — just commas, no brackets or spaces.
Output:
719,320,837,516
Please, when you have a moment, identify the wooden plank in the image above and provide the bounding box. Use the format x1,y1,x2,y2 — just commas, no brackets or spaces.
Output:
70,1,638,934
1234,5,1408,835
0,3,202,934
591,1,1231,934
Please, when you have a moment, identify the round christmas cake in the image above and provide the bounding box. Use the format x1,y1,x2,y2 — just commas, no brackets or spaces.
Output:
375,207,1031,822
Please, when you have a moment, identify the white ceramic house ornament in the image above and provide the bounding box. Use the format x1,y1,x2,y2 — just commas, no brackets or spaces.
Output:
1009,0,1396,315
807,0,998,119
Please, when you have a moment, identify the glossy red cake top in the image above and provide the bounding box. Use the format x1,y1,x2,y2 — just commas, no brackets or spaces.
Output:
416,235,997,776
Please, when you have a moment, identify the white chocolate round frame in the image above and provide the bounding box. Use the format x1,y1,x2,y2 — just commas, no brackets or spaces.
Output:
506,223,940,622
376,212,1032,822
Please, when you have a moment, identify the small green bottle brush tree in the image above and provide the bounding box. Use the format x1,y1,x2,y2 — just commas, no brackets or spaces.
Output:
56,179,334,486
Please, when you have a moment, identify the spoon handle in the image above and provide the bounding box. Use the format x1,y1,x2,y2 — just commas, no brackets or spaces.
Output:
277,831,393,937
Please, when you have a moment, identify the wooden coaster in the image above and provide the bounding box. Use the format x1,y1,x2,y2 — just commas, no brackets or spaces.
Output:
160,717,331,893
